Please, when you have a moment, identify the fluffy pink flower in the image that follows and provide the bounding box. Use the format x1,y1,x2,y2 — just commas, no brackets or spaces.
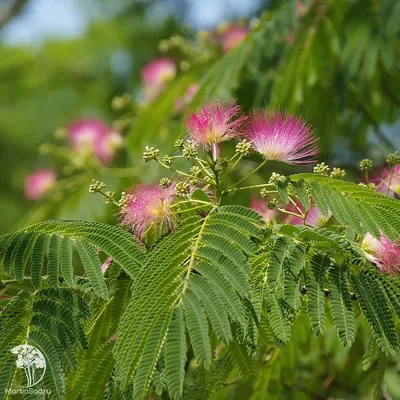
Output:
244,110,318,165
362,232,400,275
25,169,56,201
141,58,177,101
186,100,244,147
219,25,248,53
286,206,328,227
121,184,176,238
371,165,400,197
250,197,277,225
175,84,199,111
68,118,123,165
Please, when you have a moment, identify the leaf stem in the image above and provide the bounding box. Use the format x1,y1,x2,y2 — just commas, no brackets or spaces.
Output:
226,159,268,191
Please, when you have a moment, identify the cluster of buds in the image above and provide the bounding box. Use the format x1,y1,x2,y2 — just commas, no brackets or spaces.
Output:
386,151,400,166
103,191,116,204
236,139,252,156
182,140,198,159
359,158,373,171
118,191,134,211
313,162,331,176
89,179,106,194
174,182,191,198
330,167,346,179
269,172,286,184
143,146,160,162
174,139,184,150
159,177,172,188
267,198,279,209
162,155,173,166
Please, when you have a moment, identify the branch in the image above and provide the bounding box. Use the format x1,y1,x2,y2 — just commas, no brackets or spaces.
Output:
0,0,29,30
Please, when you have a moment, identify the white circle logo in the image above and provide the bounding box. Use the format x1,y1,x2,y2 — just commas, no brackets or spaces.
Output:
10,345,46,388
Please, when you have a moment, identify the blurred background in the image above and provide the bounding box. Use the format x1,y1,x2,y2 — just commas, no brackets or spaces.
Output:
0,0,399,234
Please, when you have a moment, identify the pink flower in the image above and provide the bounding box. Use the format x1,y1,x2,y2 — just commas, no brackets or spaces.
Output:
101,257,112,273
244,110,318,165
141,58,177,101
250,197,277,225
186,100,244,147
371,165,400,197
120,184,176,239
362,232,400,275
68,118,123,165
219,25,248,53
286,206,328,227
175,84,199,111
25,169,56,201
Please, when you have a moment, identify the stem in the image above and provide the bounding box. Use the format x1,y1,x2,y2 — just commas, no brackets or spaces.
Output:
86,296,114,336
365,170,369,185
170,199,214,209
223,183,275,195
226,159,268,191
386,166,394,196
178,209,216,304
211,144,218,162
171,205,211,215
194,157,214,178
221,153,243,177
277,208,304,219
98,190,120,207
155,158,210,184
288,196,304,215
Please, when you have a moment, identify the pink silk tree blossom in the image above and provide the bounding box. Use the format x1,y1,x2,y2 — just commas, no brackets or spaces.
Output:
120,184,176,239
362,232,400,275
186,100,245,147
68,118,123,165
25,169,56,201
245,110,318,165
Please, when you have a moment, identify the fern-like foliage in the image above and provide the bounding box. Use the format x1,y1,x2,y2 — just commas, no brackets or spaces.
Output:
114,205,263,397
0,220,144,298
291,174,400,240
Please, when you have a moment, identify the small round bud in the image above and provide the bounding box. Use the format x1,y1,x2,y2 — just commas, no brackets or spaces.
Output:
269,172,286,184
267,198,279,210
174,182,191,198
359,158,373,171
190,166,202,177
330,167,346,179
89,179,106,193
174,139,184,150
118,191,134,211
386,151,400,166
260,188,269,198
142,146,160,162
104,191,115,204
160,177,172,188
313,162,331,176
236,139,251,156
182,140,198,159
215,158,228,171
163,155,173,166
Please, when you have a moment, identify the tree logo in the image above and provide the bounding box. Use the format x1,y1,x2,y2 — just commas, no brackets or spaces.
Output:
10,345,46,388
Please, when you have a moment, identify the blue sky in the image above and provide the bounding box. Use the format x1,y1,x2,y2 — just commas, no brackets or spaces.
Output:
1,0,263,45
